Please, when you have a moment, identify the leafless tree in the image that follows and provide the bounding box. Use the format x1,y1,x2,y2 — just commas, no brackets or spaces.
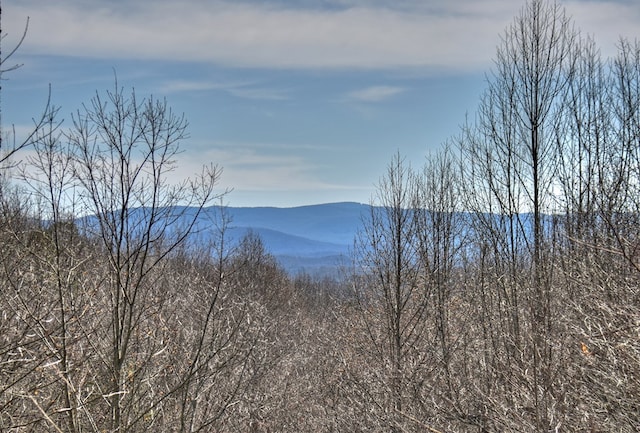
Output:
5,1,640,431
1,81,239,432
411,146,469,425
352,152,426,431
458,1,580,430
64,83,225,431
563,38,640,431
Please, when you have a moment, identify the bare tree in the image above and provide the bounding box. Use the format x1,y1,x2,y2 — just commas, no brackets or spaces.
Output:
352,153,434,431
0,8,80,427
63,83,224,431
565,38,640,431
1,76,285,432
411,146,468,424
458,1,579,430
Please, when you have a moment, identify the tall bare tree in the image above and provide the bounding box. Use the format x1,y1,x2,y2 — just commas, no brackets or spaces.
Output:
352,153,425,431
412,146,466,419
65,83,223,431
459,1,579,430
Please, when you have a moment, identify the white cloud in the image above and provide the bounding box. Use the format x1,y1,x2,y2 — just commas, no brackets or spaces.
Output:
345,85,405,102
7,1,636,72
158,80,232,93
563,0,640,55
164,138,377,207
4,0,519,71
171,141,344,195
159,79,290,100
7,0,638,73
226,87,290,101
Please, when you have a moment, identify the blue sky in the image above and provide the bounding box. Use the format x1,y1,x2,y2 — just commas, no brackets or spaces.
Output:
3,0,639,207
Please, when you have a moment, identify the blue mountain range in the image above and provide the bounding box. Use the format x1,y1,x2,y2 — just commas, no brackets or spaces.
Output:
219,202,368,275
77,202,541,277
77,202,368,276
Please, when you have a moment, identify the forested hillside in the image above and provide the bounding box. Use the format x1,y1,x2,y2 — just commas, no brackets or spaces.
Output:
2,1,640,432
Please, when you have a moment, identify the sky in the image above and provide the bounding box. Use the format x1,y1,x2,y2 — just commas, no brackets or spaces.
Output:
3,0,639,207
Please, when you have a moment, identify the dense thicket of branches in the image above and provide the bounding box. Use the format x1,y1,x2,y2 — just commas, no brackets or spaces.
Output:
2,1,640,432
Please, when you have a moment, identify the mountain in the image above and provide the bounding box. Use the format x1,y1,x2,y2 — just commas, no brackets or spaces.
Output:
76,202,543,278
76,202,369,276
223,202,368,246
168,202,367,276
219,202,368,276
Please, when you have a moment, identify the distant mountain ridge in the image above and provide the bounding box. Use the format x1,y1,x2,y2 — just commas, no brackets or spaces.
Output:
223,202,368,245
76,202,542,277
76,202,368,276
200,202,369,275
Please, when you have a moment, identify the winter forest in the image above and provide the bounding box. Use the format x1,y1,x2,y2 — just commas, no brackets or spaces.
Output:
2,1,640,431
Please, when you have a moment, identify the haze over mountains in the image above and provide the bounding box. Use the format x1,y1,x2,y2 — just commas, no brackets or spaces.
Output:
77,202,368,276
80,201,536,277
198,202,369,276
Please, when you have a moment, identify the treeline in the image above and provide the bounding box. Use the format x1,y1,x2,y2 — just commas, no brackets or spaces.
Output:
2,0,640,431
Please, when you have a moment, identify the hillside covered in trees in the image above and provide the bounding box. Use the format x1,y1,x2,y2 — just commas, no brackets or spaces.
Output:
2,1,640,431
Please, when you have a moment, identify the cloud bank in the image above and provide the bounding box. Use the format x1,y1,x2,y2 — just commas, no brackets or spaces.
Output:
7,0,637,73
7,1,637,73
